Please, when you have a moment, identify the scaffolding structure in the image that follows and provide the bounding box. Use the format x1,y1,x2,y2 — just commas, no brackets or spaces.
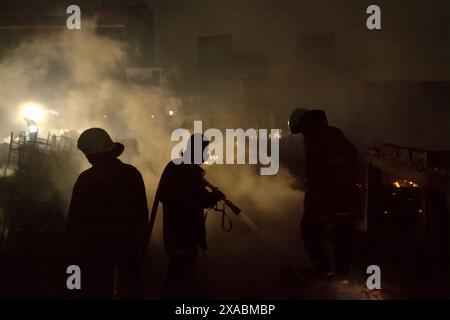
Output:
2,131,75,177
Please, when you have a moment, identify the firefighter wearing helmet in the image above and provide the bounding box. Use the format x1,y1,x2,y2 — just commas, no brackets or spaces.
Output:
67,128,149,298
289,108,358,279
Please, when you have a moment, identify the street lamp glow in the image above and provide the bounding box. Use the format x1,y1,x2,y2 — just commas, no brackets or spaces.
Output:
28,124,38,134
22,102,46,121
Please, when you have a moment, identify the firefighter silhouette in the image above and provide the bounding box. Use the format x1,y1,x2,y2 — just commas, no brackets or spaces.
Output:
157,133,224,298
66,128,148,299
289,108,358,277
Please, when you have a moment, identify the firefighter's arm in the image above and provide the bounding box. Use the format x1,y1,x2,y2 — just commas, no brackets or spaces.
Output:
66,176,85,243
200,186,225,209
305,135,328,193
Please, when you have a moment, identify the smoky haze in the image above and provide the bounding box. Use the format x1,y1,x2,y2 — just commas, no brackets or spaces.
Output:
0,19,303,260
152,0,449,149
0,1,448,298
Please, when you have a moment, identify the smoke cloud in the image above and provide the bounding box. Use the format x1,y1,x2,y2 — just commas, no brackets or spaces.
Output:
0,20,304,256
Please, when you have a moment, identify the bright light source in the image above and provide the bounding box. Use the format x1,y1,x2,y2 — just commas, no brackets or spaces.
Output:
28,124,38,134
169,110,174,116
22,102,46,121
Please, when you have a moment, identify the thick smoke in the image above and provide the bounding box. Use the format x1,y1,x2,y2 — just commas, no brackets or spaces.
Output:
0,20,179,196
0,20,304,256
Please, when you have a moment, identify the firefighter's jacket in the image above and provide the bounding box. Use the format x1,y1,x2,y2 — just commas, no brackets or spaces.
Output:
67,158,149,259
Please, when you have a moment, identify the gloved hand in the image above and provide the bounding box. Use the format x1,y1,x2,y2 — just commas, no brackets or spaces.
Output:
211,189,226,203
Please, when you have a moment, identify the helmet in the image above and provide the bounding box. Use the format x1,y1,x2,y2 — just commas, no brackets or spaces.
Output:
288,108,310,134
288,108,328,134
77,128,124,157
183,133,210,164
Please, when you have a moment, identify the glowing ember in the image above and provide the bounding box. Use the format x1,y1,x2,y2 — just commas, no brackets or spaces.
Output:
392,180,420,188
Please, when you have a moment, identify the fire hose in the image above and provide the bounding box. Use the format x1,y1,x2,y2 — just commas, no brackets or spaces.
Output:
145,165,242,252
